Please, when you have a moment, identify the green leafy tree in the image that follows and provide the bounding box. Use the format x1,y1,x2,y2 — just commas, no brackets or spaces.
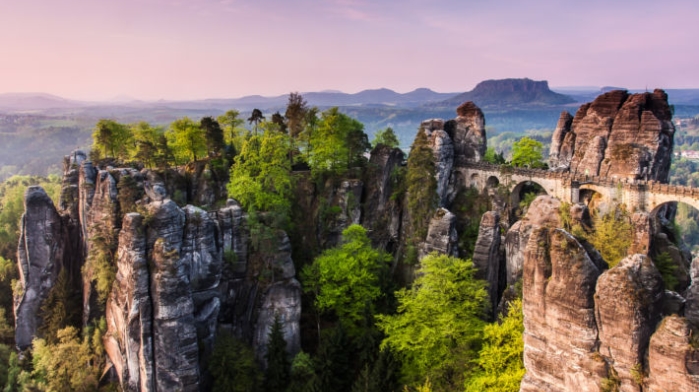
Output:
302,225,391,336
130,122,163,168
228,124,293,225
371,127,400,149
406,129,438,240
166,117,207,164
314,326,353,392
201,116,226,156
38,268,81,344
483,147,506,164
300,107,320,160
91,119,133,160
31,325,104,392
288,352,317,392
351,348,401,392
377,254,488,391
264,315,291,392
209,332,262,392
587,207,633,268
218,109,247,155
308,108,368,177
511,136,546,168
465,298,525,391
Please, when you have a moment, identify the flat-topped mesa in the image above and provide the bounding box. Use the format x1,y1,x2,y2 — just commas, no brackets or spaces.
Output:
549,89,675,182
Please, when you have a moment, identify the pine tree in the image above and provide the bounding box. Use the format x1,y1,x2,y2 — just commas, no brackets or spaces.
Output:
264,314,291,392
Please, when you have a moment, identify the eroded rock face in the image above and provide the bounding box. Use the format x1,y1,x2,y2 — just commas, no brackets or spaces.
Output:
253,280,302,366
363,145,404,250
548,111,573,170
520,228,604,392
429,130,454,207
472,211,503,314
447,101,487,164
104,213,154,391
419,208,458,259
646,315,699,390
504,196,561,285
595,254,664,391
552,89,675,181
14,187,65,350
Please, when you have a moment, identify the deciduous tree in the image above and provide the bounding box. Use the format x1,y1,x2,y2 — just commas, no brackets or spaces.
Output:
166,117,207,164
511,136,546,168
371,127,400,149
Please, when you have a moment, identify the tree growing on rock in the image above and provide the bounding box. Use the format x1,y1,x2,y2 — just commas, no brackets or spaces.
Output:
200,116,225,156
511,136,546,169
264,314,291,392
91,119,133,160
166,117,207,164
406,129,438,240
308,108,369,178
371,127,400,149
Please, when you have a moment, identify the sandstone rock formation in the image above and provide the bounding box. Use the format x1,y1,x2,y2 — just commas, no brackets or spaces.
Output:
428,129,454,207
472,211,503,314
14,186,66,350
520,228,604,392
446,102,487,165
362,144,404,251
645,315,699,390
549,89,675,182
419,208,458,259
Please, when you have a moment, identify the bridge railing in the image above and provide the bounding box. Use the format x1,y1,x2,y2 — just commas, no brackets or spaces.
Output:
460,161,699,198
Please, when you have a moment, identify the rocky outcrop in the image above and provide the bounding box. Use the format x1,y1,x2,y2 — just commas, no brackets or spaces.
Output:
520,228,604,392
548,111,573,170
550,89,675,182
104,213,154,391
320,179,363,248
419,208,458,259
685,258,699,325
428,130,454,207
472,211,503,314
645,315,699,390
446,102,487,165
14,186,66,350
504,196,562,285
595,254,664,391
362,145,404,250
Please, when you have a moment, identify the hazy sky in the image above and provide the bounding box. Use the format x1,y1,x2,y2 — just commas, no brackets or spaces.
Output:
1,0,697,100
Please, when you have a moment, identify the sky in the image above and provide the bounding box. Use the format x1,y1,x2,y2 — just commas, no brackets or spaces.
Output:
1,0,698,101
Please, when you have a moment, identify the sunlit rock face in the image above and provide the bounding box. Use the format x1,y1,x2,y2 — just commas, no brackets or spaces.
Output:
550,89,675,182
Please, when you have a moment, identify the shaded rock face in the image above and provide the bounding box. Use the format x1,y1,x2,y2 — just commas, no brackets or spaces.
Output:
548,111,573,170
16,151,303,391
520,228,604,392
419,208,458,259
595,254,664,391
362,145,405,251
551,89,675,181
471,211,503,314
14,187,66,350
320,179,364,248
428,130,454,207
504,196,561,285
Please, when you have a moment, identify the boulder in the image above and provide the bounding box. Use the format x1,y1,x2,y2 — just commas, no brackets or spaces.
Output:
447,101,487,164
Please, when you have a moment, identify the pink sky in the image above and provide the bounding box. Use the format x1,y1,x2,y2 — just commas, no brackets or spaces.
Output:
1,0,697,101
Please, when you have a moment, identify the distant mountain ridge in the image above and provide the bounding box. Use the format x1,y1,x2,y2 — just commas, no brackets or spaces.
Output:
438,78,576,108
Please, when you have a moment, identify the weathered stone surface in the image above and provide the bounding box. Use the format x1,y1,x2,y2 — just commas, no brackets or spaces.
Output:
595,254,664,391
428,130,454,207
629,212,651,256
447,101,487,164
646,315,699,391
321,179,363,248
14,186,65,350
253,279,302,365
520,228,604,392
363,145,404,250
548,111,573,170
504,196,561,285
419,208,458,259
552,89,675,182
104,213,154,392
472,211,502,314
686,257,699,325
216,201,248,277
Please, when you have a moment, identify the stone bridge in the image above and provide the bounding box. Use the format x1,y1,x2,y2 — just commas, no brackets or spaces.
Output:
458,162,699,214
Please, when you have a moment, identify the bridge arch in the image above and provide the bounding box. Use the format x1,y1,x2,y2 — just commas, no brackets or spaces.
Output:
511,180,548,211
649,201,699,256
486,176,499,188
578,184,611,215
